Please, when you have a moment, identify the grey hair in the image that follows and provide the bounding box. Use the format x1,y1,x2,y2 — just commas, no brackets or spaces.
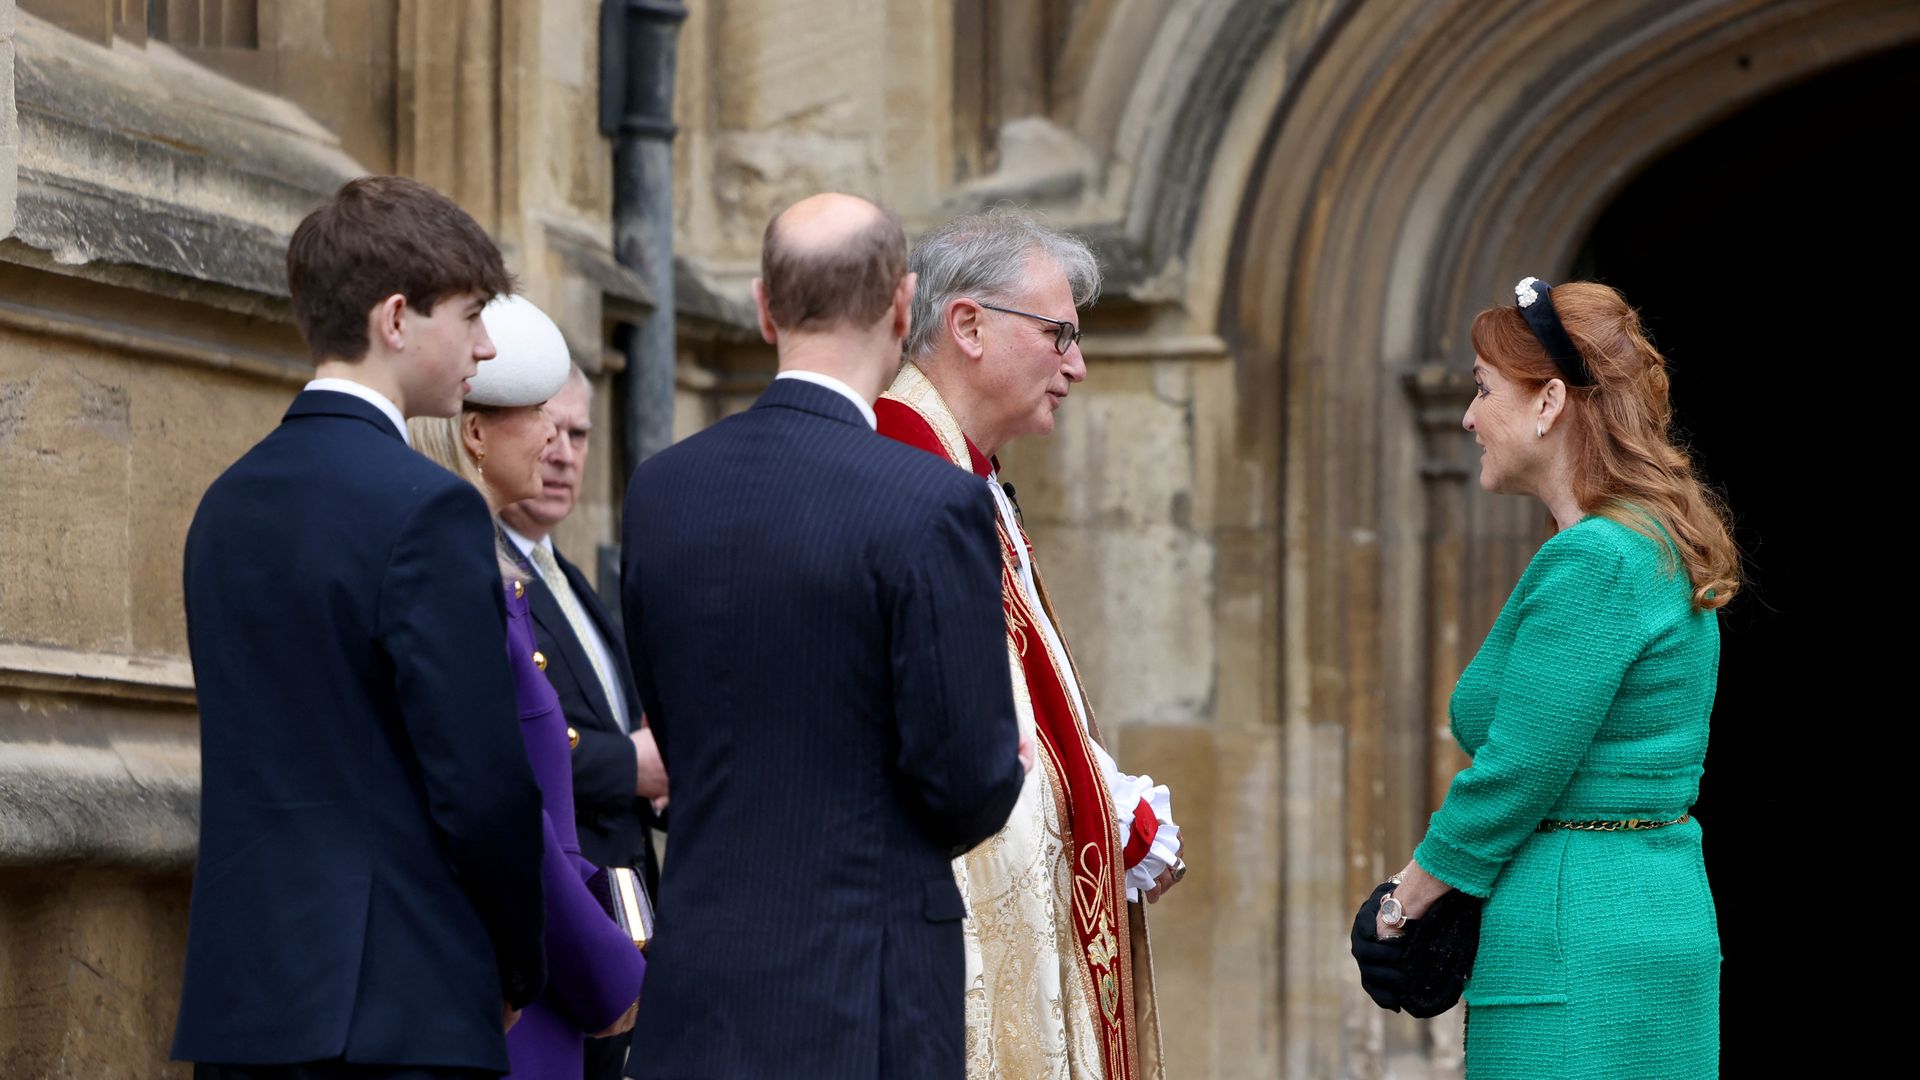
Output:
904,208,1102,360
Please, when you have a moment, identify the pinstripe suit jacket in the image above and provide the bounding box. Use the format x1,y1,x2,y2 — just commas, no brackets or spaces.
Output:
620,376,1025,1079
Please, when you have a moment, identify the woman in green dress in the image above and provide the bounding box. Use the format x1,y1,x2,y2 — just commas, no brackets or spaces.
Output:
1369,278,1738,1077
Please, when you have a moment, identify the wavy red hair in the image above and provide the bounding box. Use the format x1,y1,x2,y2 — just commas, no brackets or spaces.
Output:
1471,283,1739,610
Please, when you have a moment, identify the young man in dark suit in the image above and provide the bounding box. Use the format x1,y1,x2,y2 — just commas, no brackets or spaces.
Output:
620,194,1032,1080
173,176,548,1079
497,366,666,1080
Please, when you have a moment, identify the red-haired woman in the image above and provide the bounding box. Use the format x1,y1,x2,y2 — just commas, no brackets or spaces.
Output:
1358,279,1736,1078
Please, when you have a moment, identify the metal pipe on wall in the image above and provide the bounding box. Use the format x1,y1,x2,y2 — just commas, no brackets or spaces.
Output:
601,0,687,476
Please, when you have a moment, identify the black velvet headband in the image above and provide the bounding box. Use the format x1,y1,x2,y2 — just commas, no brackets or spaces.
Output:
1514,277,1593,387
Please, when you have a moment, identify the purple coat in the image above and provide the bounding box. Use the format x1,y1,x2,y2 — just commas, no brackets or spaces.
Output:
503,580,646,1080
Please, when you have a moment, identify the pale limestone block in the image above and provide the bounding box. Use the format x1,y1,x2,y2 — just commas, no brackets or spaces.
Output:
1149,357,1192,405
2,27,17,150
271,0,325,49
0,340,132,654
1188,357,1252,532
0,143,16,241
126,363,284,658
1214,525,1282,731
1027,521,1214,730
1006,365,1194,530
541,0,592,90
1096,723,1285,1080
877,0,951,215
710,131,879,257
0,865,192,1079
540,82,613,217
714,0,883,134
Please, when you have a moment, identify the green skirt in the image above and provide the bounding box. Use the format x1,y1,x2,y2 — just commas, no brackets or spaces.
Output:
1463,820,1721,1079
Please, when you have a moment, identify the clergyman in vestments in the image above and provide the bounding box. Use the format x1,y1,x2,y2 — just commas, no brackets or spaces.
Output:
876,209,1185,1080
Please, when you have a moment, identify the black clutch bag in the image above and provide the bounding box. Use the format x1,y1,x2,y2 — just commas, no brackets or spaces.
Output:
1350,880,1483,1019
586,865,655,953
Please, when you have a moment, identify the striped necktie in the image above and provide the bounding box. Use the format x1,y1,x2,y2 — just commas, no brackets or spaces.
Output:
528,544,626,732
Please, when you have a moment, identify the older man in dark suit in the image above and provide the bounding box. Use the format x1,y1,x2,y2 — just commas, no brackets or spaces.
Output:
620,194,1031,1079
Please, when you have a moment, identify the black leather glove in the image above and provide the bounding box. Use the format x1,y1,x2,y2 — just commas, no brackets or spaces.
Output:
1351,881,1407,1013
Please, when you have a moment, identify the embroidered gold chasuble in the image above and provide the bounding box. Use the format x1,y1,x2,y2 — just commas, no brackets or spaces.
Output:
877,363,1164,1080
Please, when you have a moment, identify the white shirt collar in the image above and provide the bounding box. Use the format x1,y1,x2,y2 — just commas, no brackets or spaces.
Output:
774,370,877,430
499,523,554,567
303,378,410,446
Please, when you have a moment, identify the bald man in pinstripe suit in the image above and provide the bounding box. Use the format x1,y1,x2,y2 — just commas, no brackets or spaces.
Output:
620,194,1030,1079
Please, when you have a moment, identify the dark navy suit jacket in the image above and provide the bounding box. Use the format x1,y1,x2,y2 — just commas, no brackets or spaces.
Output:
621,377,1025,1079
172,390,547,1072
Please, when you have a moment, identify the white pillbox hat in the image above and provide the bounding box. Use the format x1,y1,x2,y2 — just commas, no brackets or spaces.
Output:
467,294,571,407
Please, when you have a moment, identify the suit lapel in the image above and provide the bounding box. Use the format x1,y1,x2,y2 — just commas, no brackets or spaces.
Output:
503,531,624,733
557,551,643,722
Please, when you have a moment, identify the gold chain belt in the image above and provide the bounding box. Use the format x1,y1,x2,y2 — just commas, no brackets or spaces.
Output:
1538,814,1690,833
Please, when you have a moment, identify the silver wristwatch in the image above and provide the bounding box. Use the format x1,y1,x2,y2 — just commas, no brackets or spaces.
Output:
1379,873,1408,929
1379,892,1407,929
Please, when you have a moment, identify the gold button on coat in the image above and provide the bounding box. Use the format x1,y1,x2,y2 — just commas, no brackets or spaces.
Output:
532,651,547,671
567,726,580,750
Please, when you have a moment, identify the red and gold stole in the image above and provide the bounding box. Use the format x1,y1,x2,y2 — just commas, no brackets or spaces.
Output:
877,362,1138,1080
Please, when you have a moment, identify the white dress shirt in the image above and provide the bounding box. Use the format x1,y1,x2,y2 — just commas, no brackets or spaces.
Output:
774,370,877,429
500,524,632,732
303,378,409,445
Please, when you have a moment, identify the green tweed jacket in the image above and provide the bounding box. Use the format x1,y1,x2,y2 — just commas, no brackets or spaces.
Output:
1415,515,1722,1078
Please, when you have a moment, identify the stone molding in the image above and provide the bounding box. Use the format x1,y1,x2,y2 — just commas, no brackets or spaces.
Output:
8,10,362,296
0,643,195,704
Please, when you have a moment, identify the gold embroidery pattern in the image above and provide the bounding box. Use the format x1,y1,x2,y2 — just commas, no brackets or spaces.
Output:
957,747,1078,1080
1001,526,1034,659
882,362,972,467
1076,841,1128,1075
1074,838,1128,1079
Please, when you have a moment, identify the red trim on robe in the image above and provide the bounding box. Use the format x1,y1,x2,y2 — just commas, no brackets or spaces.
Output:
874,399,993,477
1122,797,1158,870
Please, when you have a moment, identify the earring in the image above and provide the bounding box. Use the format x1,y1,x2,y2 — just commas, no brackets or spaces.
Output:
472,447,487,475
1536,424,1545,438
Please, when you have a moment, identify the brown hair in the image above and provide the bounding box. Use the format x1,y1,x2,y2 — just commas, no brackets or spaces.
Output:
760,204,908,331
287,176,514,362
1471,283,1739,610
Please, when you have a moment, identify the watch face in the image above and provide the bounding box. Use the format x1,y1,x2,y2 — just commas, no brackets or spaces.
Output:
1380,895,1405,926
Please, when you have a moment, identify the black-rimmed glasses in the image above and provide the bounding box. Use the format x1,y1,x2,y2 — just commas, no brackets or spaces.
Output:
978,303,1082,355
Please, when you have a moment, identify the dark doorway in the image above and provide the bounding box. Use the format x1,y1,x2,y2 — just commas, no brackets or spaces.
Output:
1575,43,1917,1072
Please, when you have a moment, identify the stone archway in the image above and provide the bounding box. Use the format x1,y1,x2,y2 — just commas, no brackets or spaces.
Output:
1205,1,1920,1073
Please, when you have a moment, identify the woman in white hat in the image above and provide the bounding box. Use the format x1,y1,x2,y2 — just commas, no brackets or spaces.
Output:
410,295,645,1079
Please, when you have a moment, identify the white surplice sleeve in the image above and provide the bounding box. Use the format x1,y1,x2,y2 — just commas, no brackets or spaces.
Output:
1088,741,1181,901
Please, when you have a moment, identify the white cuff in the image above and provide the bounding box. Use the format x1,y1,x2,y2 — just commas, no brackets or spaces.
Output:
1122,784,1180,900
1090,741,1180,901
